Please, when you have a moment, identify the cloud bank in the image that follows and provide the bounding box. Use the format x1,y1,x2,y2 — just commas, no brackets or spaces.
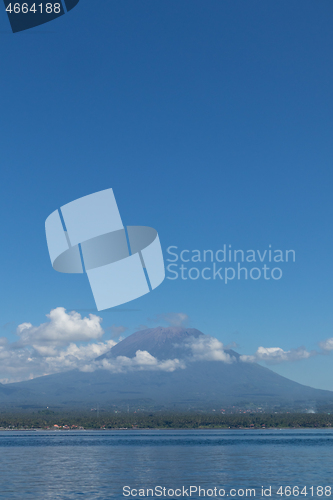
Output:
0,338,116,384
17,307,104,348
0,308,113,383
83,350,186,374
1,308,332,383
240,346,316,364
0,308,190,383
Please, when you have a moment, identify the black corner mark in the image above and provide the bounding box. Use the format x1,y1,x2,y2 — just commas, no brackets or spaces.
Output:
3,0,80,33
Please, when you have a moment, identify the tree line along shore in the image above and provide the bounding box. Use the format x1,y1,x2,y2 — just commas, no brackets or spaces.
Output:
0,412,333,430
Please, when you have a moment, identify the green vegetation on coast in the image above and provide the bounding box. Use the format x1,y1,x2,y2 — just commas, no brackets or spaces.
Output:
1,412,333,430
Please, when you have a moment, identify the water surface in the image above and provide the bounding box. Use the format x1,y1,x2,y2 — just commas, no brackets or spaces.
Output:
0,429,331,499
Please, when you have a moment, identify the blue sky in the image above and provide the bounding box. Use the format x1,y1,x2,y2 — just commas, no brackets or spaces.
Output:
1,1,333,389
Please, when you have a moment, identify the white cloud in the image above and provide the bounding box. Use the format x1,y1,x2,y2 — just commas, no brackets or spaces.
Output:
81,350,186,374
80,334,234,375
0,309,187,383
319,337,333,352
17,307,104,346
0,338,117,384
44,340,117,372
240,346,315,365
5,309,323,384
0,308,108,383
0,340,187,383
184,335,234,363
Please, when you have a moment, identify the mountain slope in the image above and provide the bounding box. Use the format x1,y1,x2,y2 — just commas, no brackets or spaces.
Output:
98,326,204,360
0,327,332,411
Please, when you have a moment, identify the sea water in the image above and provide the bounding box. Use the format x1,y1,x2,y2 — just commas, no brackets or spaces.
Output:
0,429,332,499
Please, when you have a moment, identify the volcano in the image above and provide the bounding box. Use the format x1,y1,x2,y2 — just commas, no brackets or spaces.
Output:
1,327,332,411
98,326,208,360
